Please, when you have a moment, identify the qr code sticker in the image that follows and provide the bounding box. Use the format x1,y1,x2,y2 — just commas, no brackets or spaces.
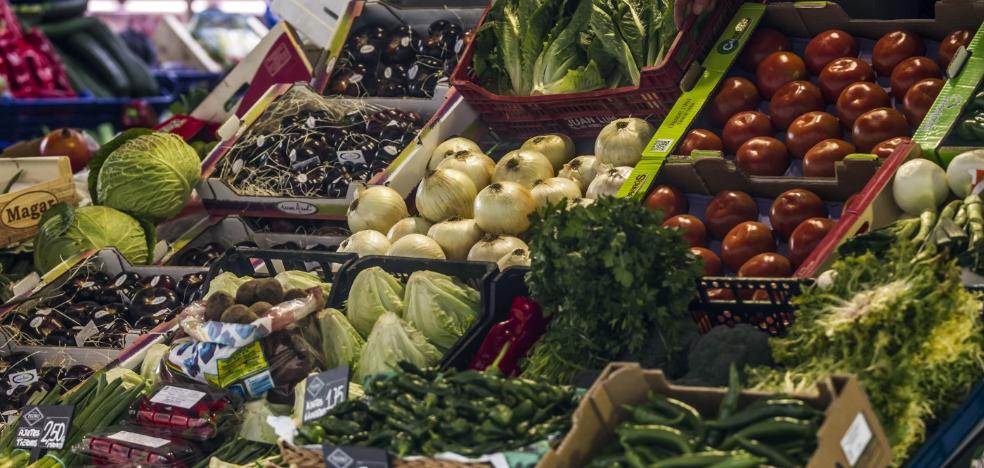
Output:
651,138,673,153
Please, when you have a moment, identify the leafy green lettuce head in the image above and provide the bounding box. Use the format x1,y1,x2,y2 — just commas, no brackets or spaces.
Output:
34,204,150,273
404,271,480,351
346,267,404,337
356,312,441,382
205,272,250,299
96,132,200,222
276,270,332,296
318,308,365,371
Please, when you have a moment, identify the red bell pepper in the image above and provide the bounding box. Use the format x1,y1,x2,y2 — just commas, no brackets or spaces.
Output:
468,296,548,377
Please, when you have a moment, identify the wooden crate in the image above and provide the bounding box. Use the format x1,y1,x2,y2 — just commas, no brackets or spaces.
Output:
0,157,77,247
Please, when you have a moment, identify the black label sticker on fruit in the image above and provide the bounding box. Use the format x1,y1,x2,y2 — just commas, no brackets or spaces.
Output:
15,405,74,451
337,150,366,165
74,320,98,347
302,366,348,423
322,444,388,468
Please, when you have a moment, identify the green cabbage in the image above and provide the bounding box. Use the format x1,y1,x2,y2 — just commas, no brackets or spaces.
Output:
346,267,404,337
276,270,332,296
97,132,201,222
204,272,250,299
34,204,149,273
356,312,441,382
404,271,480,351
318,308,365,371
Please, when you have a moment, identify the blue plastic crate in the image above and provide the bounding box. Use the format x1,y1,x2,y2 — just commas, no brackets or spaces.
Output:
906,377,984,467
153,69,222,96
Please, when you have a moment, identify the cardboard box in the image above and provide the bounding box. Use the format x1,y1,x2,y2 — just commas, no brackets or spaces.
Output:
540,363,891,468
913,24,984,167
271,0,357,53
0,157,77,248
153,15,224,73
197,83,440,219
190,22,314,127
308,0,485,115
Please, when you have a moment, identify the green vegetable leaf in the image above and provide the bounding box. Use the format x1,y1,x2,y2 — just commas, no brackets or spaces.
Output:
531,0,601,95
591,0,641,86
87,127,153,204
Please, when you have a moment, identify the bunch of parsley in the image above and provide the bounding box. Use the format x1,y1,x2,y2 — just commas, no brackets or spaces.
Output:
522,197,701,384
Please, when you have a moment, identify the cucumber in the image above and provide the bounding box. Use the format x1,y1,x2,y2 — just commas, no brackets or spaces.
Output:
61,31,131,96
42,0,88,22
83,19,159,97
50,42,113,97
37,16,97,40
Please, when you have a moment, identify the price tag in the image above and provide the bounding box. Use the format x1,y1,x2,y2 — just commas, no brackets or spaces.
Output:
15,405,74,461
322,445,389,468
301,366,349,423
150,385,206,409
840,412,873,467
74,320,98,347
337,150,367,165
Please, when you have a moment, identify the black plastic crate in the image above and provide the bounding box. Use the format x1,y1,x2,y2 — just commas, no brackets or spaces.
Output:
690,277,813,337
204,246,357,291
329,255,497,370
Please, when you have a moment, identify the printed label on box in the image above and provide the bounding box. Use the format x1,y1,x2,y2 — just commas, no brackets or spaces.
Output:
108,431,170,449
840,412,873,467
150,386,206,409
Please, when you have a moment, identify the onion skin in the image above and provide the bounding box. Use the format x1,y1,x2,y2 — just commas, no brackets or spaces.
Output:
428,137,482,170
347,185,409,234
492,150,554,188
595,118,655,167
427,218,482,261
474,182,536,235
386,234,446,259
339,230,391,257
387,217,433,243
521,134,575,171
467,235,529,263
416,169,477,222
437,150,495,190
532,177,582,210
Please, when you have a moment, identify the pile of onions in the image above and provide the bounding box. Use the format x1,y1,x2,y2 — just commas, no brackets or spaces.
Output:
386,234,446,259
531,177,582,210
416,169,477,222
428,217,483,260
595,118,655,167
586,166,633,199
338,230,391,257
468,234,529,262
437,150,495,190
386,217,432,242
347,185,408,233
521,134,575,171
427,137,482,170
558,156,599,191
496,248,531,270
492,149,554,188
474,182,535,235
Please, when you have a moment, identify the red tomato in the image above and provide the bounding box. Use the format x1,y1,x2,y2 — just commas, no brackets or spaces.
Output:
736,136,790,176
938,30,973,69
890,56,941,100
721,221,777,272
756,51,808,99
644,185,689,219
39,128,92,173
740,28,791,72
803,139,857,177
704,190,758,239
769,189,828,240
852,107,910,152
872,30,926,76
738,252,792,277
709,77,762,127
722,111,773,154
786,111,841,159
769,81,825,130
663,215,707,247
835,82,892,129
788,217,835,267
691,247,722,276
818,57,876,102
870,136,912,159
679,128,724,155
902,78,944,126
804,29,859,75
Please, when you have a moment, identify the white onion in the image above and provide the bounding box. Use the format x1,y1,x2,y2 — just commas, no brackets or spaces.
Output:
338,230,391,257
586,166,633,199
437,150,495,190
347,185,408,234
492,149,554,188
415,169,477,222
497,248,531,270
893,158,949,215
467,234,529,263
531,177,582,210
474,182,536,235
595,118,655,167
427,217,483,260
558,156,599,192
386,217,433,243
567,197,596,209
428,137,482,170
946,149,984,198
386,234,446,259
521,134,575,171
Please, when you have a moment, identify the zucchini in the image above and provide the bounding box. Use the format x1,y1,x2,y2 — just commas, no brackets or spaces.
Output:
61,31,131,96
50,42,112,97
42,0,88,22
83,20,159,97
37,16,97,40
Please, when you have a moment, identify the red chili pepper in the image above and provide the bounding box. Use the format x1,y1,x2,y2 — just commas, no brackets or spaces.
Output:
469,297,548,376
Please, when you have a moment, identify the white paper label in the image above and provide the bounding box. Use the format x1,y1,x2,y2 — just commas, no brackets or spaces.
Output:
74,321,98,347
150,385,206,409
114,275,128,287
359,45,374,54
108,431,169,448
840,412,873,466
349,74,363,84
408,64,419,79
400,37,410,47
337,150,367,165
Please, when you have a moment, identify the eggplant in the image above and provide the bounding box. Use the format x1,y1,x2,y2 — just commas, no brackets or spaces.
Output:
111,272,141,289
2,353,35,379
383,25,421,65
91,303,124,328
329,65,371,97
138,275,176,291
177,273,206,302
66,273,109,302
43,330,75,346
24,315,65,339
128,287,179,324
40,367,66,389
3,310,29,330
61,365,93,389
347,24,387,64
64,301,99,325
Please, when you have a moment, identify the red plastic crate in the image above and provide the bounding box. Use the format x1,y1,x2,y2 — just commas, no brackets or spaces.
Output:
449,0,743,139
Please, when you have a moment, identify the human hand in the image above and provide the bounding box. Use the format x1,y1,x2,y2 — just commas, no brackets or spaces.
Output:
674,0,717,30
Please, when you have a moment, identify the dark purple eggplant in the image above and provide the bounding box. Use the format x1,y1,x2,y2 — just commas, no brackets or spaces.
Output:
43,330,75,346
347,24,387,64
65,274,109,302
3,310,29,330
128,287,179,324
61,365,93,388
64,301,98,325
39,367,65,390
91,303,124,328
24,315,65,339
111,272,141,289
177,273,206,302
138,275,176,291
383,25,421,65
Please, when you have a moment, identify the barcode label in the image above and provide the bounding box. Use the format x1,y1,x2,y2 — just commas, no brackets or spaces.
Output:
651,138,673,153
